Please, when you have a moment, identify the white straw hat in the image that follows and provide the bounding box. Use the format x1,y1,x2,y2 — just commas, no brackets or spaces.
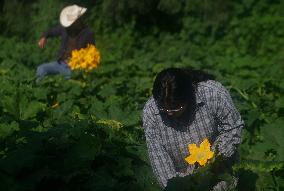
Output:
60,4,87,28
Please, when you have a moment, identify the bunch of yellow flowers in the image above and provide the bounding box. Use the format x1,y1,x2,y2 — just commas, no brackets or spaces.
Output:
68,44,101,71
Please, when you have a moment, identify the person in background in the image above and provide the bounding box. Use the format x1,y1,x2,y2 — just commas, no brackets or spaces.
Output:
142,68,244,190
36,4,95,83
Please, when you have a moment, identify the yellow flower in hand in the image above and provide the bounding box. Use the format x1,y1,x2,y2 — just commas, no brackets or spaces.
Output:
185,138,214,166
68,44,101,71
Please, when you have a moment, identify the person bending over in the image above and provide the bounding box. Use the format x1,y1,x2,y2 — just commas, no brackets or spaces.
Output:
36,4,95,83
142,68,244,190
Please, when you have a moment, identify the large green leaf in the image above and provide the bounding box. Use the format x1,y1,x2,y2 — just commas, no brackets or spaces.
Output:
0,122,19,139
21,101,46,120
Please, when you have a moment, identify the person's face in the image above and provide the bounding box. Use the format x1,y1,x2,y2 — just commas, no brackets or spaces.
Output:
67,19,84,35
160,103,188,118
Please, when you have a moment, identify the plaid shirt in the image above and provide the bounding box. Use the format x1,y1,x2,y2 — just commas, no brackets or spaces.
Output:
142,80,244,189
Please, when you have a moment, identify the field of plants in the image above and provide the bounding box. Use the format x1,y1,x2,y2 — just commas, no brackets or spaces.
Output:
0,0,283,190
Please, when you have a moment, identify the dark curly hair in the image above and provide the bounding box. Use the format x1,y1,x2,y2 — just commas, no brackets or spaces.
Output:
152,68,214,112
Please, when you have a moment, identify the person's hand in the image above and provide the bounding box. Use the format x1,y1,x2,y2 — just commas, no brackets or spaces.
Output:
177,166,194,177
38,37,46,48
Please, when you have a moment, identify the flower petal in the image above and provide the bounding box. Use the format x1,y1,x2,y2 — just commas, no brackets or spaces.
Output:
198,158,208,166
185,155,196,165
206,150,214,159
188,144,198,154
200,138,211,149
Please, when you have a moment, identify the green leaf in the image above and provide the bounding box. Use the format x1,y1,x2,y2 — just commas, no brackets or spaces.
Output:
0,122,19,139
22,101,46,120
275,97,284,108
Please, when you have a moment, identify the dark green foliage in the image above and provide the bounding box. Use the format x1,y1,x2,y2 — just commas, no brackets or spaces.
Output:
0,0,284,190
165,157,236,191
0,76,157,191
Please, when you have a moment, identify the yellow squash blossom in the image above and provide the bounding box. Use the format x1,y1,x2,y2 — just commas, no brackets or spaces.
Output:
68,44,101,71
185,138,214,166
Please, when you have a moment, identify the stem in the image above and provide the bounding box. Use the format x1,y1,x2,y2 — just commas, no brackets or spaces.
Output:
271,171,279,191
230,86,249,101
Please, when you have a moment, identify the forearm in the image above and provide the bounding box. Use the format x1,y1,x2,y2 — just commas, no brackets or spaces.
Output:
213,123,243,158
213,86,244,157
